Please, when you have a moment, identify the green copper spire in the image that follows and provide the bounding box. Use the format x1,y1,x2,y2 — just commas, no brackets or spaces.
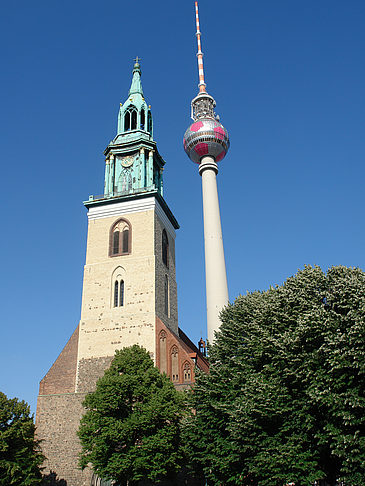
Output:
98,59,165,202
128,58,144,96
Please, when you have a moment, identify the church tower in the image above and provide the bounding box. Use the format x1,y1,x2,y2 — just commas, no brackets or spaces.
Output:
36,61,208,486
77,59,180,386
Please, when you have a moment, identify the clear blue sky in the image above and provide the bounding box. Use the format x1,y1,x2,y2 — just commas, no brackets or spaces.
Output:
1,0,365,415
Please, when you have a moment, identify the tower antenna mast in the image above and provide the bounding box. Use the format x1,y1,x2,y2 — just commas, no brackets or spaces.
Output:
195,1,207,93
183,2,230,344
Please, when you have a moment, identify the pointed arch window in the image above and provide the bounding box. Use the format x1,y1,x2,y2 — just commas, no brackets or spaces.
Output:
124,111,130,131
119,280,124,306
114,280,119,307
124,106,138,131
140,109,145,130
171,345,179,382
111,267,126,309
159,330,167,374
183,362,192,383
110,218,131,257
118,168,132,194
162,229,169,268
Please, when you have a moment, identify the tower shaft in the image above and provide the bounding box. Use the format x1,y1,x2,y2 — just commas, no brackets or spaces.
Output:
199,157,228,343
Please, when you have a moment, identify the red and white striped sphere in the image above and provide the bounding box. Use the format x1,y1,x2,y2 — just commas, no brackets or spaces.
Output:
183,118,230,164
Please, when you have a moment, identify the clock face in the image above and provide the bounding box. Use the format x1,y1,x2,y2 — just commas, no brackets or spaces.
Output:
117,154,134,168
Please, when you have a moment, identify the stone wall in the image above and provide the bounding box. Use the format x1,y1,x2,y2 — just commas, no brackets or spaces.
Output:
36,393,92,486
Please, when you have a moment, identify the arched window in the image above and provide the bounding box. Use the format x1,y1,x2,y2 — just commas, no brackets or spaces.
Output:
124,106,137,131
140,109,145,130
164,275,169,316
118,168,132,194
119,280,124,306
171,345,179,382
159,330,167,374
162,229,169,267
111,266,126,309
124,111,130,131
183,362,191,383
110,219,131,256
114,280,119,307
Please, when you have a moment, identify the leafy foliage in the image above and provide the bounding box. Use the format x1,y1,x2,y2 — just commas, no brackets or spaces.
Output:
0,392,43,486
184,266,365,486
78,345,187,486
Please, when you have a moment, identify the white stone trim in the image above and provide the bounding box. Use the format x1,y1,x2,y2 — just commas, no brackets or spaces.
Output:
88,197,176,238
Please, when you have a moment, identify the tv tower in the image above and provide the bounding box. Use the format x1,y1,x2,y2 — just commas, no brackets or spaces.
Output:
183,1,230,343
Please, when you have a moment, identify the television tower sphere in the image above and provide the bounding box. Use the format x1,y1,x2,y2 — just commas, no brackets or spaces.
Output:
183,117,230,164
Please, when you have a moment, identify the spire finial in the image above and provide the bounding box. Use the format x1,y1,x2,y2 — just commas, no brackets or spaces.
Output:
129,57,144,96
195,1,207,93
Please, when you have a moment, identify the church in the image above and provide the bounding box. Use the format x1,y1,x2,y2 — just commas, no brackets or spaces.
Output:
35,60,209,486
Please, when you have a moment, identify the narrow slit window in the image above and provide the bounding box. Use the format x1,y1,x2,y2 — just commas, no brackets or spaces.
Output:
119,280,124,307
164,275,169,316
147,111,152,133
114,280,119,307
162,229,169,267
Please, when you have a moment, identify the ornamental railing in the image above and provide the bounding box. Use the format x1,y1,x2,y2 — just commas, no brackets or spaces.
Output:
87,186,157,202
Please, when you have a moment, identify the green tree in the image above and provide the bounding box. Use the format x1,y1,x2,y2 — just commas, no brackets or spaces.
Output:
185,266,365,486
78,345,187,486
0,392,43,486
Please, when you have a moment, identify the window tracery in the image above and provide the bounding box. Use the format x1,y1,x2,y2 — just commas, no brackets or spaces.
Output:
124,106,138,131
183,361,192,383
110,219,131,257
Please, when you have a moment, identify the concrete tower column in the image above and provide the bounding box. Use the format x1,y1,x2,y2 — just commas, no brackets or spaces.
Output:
199,156,228,343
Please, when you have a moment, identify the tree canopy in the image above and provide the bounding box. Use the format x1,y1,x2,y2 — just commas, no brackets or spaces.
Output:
0,392,43,486
184,266,365,486
78,345,187,486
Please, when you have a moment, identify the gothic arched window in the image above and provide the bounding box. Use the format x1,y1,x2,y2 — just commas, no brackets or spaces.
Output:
162,229,169,268
118,168,132,194
124,111,130,131
171,345,179,382
183,361,191,383
114,280,119,307
119,280,124,306
159,330,167,374
124,106,137,131
110,218,131,257
140,109,145,130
